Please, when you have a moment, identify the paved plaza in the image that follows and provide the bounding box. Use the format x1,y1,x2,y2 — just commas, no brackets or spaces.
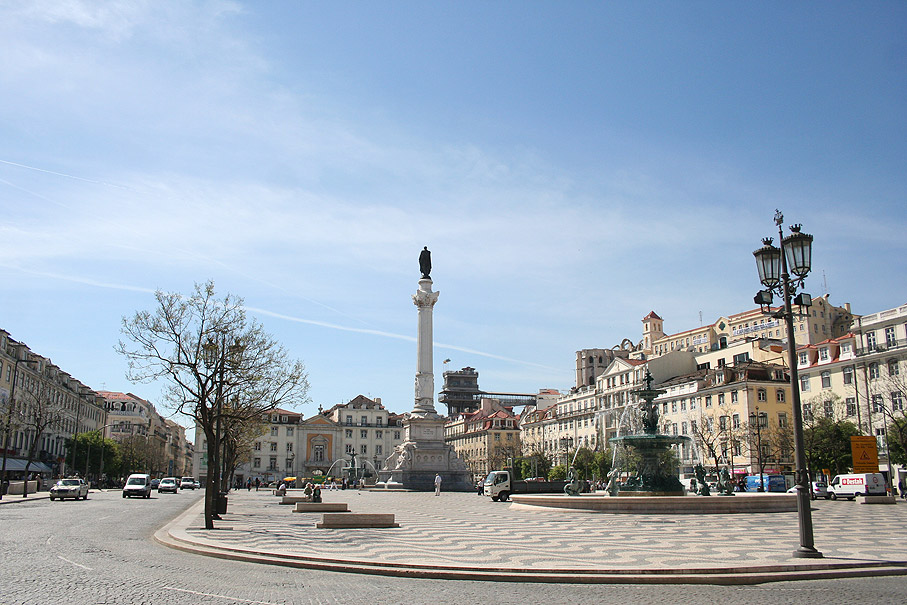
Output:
157,488,907,584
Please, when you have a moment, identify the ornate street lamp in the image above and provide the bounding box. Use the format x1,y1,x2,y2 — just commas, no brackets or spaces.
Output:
752,210,822,558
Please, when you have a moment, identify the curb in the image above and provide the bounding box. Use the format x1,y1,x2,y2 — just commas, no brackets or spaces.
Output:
152,499,907,585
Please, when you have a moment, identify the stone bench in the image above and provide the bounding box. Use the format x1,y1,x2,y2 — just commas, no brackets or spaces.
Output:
856,495,898,504
293,502,349,513
316,513,398,528
280,496,313,505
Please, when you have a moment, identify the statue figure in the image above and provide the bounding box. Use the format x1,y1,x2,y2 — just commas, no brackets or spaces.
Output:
564,466,582,496
419,246,431,279
694,463,710,496
719,467,734,495
606,468,620,496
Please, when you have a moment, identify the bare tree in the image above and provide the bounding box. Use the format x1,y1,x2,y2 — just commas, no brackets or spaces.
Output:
16,381,66,496
117,282,310,529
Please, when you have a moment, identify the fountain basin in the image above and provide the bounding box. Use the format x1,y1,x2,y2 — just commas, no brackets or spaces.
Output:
509,493,798,514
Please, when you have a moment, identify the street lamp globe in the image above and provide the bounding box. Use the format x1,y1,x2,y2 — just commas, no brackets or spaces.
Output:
782,225,814,280
753,238,782,288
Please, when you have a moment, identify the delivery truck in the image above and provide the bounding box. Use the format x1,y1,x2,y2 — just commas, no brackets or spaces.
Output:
828,473,886,500
483,469,568,501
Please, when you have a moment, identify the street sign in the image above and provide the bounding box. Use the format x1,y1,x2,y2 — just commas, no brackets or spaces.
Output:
850,436,879,473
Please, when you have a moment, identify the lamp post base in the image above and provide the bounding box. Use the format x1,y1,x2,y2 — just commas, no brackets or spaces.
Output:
792,547,823,559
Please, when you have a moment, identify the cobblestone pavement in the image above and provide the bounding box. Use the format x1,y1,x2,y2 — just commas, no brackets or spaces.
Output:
160,488,907,582
2,488,907,603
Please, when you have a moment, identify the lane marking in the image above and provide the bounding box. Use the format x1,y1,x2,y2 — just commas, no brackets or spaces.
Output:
163,587,278,604
57,556,92,571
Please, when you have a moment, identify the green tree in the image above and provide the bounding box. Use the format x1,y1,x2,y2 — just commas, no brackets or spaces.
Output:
803,417,862,476
571,447,596,479
517,451,551,479
548,464,567,480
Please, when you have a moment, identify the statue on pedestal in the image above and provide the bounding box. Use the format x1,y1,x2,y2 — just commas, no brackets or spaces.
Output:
419,247,431,279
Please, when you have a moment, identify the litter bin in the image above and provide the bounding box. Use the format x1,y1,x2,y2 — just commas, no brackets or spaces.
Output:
216,492,228,514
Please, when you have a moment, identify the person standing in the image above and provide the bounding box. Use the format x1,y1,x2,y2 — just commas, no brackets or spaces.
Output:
434,473,442,496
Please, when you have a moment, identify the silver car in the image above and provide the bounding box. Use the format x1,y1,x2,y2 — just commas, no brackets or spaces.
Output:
49,478,89,501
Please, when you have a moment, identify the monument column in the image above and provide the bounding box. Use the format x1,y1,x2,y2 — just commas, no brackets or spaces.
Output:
412,278,440,418
376,247,473,491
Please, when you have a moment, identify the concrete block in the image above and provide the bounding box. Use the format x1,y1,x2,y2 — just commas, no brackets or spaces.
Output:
316,513,398,528
856,495,898,504
293,502,349,513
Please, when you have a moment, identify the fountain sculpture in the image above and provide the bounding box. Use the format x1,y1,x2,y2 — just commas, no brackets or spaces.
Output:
608,370,690,496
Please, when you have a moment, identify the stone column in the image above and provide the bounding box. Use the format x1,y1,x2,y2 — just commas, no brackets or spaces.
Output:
411,278,440,418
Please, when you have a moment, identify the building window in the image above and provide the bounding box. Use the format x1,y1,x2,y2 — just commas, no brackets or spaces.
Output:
253,458,260,468
376,445,383,456
671,401,677,413
361,430,367,439
360,444,367,455
346,444,354,454
271,427,278,436
705,396,712,407
889,359,900,376
394,431,401,440
819,348,829,362
872,395,884,414
270,442,278,451
269,457,277,470
823,400,834,418
732,414,740,429
254,442,261,451
885,327,897,348
376,430,383,439
361,415,368,426
731,391,738,403
346,415,353,425
718,394,725,406
843,366,854,385
845,398,857,417
866,331,877,350
757,389,767,402
892,392,904,411
869,363,880,380
799,374,810,392
286,443,293,452
313,445,324,462
287,427,293,436
821,371,831,389
775,389,784,403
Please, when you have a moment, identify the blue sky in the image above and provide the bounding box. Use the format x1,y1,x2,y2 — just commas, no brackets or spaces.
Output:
1,1,905,430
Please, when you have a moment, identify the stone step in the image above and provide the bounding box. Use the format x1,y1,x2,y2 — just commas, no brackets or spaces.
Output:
293,502,350,513
280,496,314,505
316,513,398,528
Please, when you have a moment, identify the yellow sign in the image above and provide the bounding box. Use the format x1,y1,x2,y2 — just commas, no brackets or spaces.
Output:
851,436,879,473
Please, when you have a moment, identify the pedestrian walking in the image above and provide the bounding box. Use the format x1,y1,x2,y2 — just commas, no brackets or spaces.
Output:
434,473,442,496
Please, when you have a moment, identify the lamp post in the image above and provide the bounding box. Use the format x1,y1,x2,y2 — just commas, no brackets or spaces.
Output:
748,408,767,492
753,209,822,558
1,358,38,500
559,436,573,468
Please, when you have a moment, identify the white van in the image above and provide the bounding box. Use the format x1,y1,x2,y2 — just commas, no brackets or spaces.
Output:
828,473,886,500
122,473,152,498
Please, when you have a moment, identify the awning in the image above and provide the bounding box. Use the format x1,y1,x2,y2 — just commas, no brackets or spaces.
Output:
0,459,54,473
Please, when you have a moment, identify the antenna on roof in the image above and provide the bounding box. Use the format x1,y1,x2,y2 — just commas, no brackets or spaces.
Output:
699,311,703,326
823,270,828,294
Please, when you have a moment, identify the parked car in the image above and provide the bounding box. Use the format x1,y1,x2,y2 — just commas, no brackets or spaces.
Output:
193,479,201,489
151,478,161,489
828,473,886,500
786,481,829,500
122,473,152,498
49,478,89,501
180,477,196,490
158,477,179,494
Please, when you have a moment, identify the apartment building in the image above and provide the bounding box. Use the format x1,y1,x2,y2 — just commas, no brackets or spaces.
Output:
641,296,854,359
656,360,794,477
445,397,521,478
1,329,105,478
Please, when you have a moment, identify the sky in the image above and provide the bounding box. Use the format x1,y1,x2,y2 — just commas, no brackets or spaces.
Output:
1,1,905,432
